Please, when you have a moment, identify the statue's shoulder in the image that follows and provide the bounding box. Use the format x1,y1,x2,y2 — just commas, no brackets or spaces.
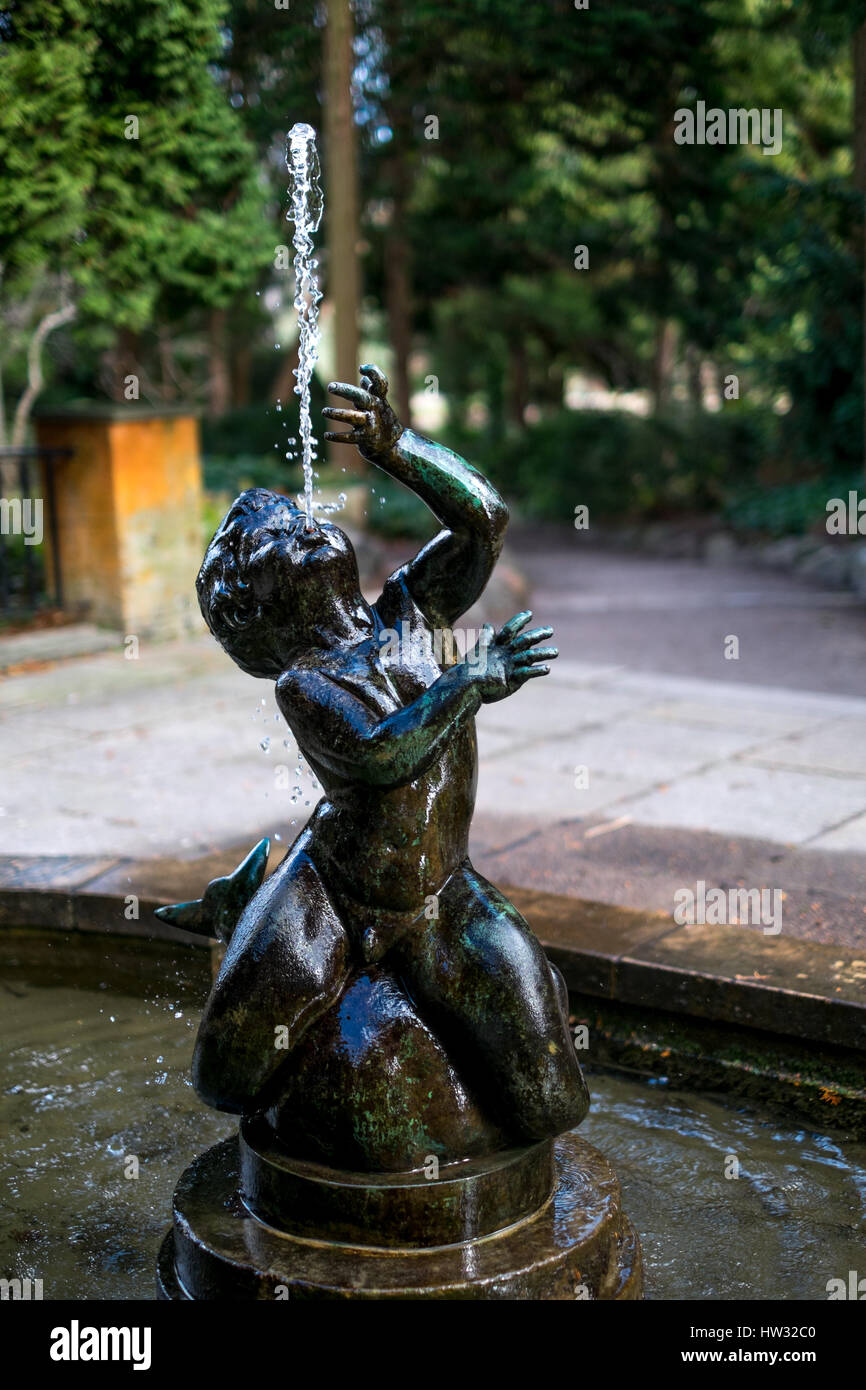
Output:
275,654,375,715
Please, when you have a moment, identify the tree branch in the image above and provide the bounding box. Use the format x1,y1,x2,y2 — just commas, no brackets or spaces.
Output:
10,299,78,450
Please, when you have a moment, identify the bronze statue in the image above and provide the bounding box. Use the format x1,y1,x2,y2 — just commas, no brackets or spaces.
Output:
159,363,588,1170
155,366,646,1300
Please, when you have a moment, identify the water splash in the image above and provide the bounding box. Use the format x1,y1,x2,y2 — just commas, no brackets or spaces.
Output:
286,123,323,529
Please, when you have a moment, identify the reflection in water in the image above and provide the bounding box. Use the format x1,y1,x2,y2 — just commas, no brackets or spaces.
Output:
1,935,864,1300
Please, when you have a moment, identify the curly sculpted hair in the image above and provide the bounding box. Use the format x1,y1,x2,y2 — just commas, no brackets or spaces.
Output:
196,488,299,679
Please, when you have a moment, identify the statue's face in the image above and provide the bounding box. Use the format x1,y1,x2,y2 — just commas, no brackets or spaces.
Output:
248,502,362,637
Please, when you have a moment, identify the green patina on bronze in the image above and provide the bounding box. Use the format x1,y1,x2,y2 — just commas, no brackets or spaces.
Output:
156,364,589,1174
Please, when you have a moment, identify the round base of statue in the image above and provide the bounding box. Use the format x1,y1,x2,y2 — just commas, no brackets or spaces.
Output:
156,1121,643,1301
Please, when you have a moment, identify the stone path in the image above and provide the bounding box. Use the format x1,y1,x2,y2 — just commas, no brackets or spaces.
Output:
2,526,866,945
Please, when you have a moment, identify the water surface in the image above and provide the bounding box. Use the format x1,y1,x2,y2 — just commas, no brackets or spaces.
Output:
2,932,863,1299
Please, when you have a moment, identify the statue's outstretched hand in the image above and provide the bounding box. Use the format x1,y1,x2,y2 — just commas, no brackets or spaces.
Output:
323,363,403,463
467,612,558,704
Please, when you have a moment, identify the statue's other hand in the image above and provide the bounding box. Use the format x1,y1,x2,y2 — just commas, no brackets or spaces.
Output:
323,362,403,463
467,611,558,704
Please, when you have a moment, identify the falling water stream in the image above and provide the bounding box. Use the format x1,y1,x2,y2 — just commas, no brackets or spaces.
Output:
286,122,323,529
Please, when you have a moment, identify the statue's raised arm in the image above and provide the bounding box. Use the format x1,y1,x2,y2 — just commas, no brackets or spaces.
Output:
324,363,508,628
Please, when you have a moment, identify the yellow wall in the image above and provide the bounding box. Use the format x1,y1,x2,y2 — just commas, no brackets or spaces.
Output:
36,411,205,639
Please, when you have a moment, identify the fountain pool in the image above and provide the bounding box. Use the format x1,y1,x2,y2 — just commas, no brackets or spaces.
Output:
1,928,863,1300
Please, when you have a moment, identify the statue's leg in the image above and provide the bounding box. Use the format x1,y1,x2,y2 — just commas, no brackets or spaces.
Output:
394,862,589,1145
192,836,349,1114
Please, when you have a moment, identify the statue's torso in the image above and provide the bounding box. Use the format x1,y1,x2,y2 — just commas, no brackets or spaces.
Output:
288,574,477,912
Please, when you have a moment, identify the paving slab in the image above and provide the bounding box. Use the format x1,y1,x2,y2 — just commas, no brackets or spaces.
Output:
541,714,762,782
474,747,649,824
0,622,122,672
742,716,866,779
619,763,866,845
809,813,866,852
477,682,651,738
641,698,828,738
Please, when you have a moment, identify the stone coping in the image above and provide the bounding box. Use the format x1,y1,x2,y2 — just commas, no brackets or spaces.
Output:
0,850,863,1054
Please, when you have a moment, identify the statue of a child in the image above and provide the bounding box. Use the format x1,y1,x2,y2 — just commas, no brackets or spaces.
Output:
182,364,588,1151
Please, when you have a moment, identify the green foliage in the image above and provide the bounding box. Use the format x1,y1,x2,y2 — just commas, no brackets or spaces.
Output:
365,475,437,540
201,408,290,461
446,404,775,522
202,452,302,497
365,0,862,477
0,525,46,608
724,474,862,536
0,0,273,391
0,6,94,282
199,375,329,457
1,0,863,491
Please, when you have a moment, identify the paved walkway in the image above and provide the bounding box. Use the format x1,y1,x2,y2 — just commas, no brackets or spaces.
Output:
2,527,866,945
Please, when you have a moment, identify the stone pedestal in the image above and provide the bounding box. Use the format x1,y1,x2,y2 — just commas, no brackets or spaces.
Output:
157,1121,642,1301
35,404,204,639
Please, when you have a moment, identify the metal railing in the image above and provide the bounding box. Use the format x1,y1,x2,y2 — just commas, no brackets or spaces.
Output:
0,446,70,613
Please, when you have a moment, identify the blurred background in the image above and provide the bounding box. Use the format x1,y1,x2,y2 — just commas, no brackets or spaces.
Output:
1,0,864,569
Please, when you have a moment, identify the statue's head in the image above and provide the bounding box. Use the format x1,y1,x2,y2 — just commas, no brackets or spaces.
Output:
196,488,361,678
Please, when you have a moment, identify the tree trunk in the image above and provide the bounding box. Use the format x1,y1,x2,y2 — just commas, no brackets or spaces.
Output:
652,319,678,412
508,341,529,426
208,308,231,419
385,194,413,427
157,329,177,403
854,21,866,477
0,263,6,448
231,340,252,408
100,326,139,404
685,343,703,409
325,0,361,465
